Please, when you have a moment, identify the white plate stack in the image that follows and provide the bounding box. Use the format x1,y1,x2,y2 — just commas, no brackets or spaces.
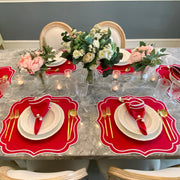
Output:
114,104,162,141
17,103,64,140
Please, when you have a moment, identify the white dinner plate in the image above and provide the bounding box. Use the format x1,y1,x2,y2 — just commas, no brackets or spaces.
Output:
114,49,131,66
17,102,64,140
47,51,67,67
114,104,162,141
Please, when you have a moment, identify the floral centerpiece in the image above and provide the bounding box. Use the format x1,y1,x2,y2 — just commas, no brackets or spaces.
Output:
18,46,56,84
128,41,167,78
61,24,123,82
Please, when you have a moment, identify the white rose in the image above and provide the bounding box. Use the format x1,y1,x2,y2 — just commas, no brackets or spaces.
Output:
73,50,83,59
82,52,95,63
98,50,106,59
106,49,114,60
93,40,100,48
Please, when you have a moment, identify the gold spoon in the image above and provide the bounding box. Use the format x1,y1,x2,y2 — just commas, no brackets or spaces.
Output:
68,109,77,141
158,109,175,140
2,75,8,80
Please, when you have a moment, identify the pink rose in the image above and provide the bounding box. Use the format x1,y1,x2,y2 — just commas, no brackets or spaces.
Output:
28,56,44,74
128,51,145,64
18,53,32,69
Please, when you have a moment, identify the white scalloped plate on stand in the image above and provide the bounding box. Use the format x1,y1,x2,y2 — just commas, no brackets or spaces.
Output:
114,104,162,141
47,51,66,67
114,49,131,66
17,102,64,140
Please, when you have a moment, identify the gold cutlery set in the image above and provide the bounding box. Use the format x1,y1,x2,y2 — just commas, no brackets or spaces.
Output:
4,110,19,142
158,109,175,141
67,109,77,141
102,107,114,138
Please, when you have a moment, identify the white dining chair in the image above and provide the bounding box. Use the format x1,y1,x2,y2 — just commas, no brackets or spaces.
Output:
39,21,72,50
97,21,126,48
97,159,161,180
0,33,4,50
108,166,180,180
0,166,88,180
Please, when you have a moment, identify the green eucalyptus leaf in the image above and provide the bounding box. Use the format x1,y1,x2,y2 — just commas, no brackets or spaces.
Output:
140,41,146,46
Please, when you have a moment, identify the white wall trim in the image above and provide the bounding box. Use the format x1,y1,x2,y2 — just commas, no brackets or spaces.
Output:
3,39,180,50
1,0,180,2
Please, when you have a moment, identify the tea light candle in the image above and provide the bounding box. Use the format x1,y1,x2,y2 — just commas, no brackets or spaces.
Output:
151,72,158,82
151,77,156,82
112,81,120,92
64,69,72,78
56,83,62,90
17,75,24,85
112,85,119,91
112,70,120,80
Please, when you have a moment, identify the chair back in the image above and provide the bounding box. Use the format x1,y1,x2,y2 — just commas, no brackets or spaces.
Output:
39,21,72,50
98,21,126,48
108,166,180,180
0,166,88,180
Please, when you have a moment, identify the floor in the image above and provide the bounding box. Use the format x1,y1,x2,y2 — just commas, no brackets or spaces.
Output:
86,160,105,180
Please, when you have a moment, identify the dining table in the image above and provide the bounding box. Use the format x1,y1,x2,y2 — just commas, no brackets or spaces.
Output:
0,47,180,161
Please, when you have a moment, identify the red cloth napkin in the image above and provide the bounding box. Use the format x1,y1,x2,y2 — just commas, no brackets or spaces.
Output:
123,97,147,135
170,66,180,81
29,95,52,135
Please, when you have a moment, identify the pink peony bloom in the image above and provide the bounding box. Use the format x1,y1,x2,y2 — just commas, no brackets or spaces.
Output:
28,56,44,74
146,45,153,55
128,51,145,64
138,46,148,52
18,53,32,69
138,45,153,55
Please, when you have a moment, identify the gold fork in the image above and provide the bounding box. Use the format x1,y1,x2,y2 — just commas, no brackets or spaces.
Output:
102,110,108,136
125,66,131,72
5,112,14,138
8,110,19,142
106,107,114,138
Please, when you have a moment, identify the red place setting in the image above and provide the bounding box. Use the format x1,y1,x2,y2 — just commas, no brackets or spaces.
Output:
97,96,180,157
97,49,134,75
0,96,80,156
156,64,180,102
46,60,76,75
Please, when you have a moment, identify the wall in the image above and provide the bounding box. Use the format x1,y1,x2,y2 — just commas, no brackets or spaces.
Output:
0,1,180,41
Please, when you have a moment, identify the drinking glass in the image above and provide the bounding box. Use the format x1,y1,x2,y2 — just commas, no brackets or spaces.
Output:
153,78,171,101
168,82,180,103
75,81,89,112
0,77,9,96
